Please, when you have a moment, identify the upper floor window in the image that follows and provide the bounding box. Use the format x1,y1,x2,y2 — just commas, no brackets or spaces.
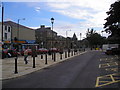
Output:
5,26,7,31
8,27,11,32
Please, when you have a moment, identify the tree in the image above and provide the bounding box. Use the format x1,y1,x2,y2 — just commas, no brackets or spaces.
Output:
104,0,120,43
86,28,106,48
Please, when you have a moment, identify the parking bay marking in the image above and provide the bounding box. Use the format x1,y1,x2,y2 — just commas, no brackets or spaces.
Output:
105,68,118,72
100,57,119,62
95,73,120,87
99,62,118,68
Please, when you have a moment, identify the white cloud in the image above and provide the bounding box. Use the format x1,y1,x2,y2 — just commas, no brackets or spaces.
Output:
35,7,41,12
22,0,116,39
45,0,116,39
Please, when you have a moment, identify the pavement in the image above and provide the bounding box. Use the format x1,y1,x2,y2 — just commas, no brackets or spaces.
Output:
1,50,87,80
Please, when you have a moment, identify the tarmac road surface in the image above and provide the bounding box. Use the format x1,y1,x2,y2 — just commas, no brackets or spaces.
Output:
2,50,119,88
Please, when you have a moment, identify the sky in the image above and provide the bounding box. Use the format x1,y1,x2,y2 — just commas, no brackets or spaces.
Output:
0,0,116,40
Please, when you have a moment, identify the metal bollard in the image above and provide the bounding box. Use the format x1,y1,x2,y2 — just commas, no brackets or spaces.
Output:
54,53,56,62
74,51,76,55
33,56,35,68
45,53,47,64
60,53,62,60
65,51,67,58
68,52,70,57
41,54,43,59
71,51,73,56
14,57,18,74
52,53,54,60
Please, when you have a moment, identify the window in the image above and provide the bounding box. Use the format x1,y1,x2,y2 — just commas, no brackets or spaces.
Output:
8,27,11,32
5,33,7,39
5,26,7,31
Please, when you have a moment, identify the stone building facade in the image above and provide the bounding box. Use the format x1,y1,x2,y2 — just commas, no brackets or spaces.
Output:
0,21,36,50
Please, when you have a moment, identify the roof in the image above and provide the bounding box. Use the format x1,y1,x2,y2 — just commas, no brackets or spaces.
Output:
2,21,35,31
36,26,57,34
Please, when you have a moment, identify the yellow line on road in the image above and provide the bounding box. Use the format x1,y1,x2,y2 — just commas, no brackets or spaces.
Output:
110,75,115,82
107,63,110,66
95,80,120,87
95,73,120,87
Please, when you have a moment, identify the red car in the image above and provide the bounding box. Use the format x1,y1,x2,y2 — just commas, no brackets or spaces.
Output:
2,49,19,58
37,48,48,54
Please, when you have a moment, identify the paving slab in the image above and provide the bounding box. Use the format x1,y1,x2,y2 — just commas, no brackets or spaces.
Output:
1,51,86,80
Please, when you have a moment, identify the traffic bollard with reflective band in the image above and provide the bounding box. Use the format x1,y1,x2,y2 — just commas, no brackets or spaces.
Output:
14,57,18,74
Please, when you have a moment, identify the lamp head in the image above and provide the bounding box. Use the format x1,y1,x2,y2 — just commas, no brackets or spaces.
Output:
51,17,54,24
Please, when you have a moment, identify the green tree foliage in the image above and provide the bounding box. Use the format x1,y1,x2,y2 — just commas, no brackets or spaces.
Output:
104,0,120,43
86,28,107,48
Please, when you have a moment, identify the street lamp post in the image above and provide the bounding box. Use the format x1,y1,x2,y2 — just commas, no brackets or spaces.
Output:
66,30,71,57
51,17,54,60
80,33,82,41
17,18,25,51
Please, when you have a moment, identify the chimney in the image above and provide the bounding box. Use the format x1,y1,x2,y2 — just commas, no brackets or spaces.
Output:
41,25,45,28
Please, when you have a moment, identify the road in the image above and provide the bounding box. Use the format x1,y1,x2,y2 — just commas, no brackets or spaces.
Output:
2,50,119,88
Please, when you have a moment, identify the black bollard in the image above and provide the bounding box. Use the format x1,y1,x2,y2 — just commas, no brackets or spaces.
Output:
71,51,73,56
74,51,75,55
54,53,56,62
68,52,70,57
65,51,67,58
45,53,47,64
14,57,18,74
52,53,54,60
41,54,43,59
60,53,62,60
33,56,35,68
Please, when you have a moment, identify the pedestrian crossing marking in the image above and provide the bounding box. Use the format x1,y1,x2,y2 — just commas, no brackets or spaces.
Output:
99,62,118,68
95,73,120,87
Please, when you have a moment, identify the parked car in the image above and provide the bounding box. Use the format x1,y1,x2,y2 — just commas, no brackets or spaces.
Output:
2,49,19,58
49,48,59,52
105,47,120,55
37,48,48,54
48,48,60,55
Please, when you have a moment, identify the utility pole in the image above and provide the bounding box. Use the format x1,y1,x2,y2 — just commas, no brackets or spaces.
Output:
1,2,4,43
